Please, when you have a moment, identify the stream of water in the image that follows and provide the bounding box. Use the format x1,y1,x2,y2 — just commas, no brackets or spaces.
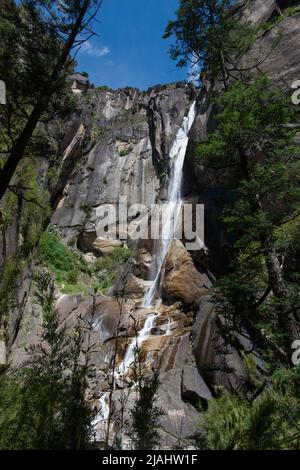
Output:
93,101,197,441
143,101,197,307
116,313,158,378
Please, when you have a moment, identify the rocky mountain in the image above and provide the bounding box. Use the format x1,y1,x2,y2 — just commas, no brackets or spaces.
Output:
1,0,300,449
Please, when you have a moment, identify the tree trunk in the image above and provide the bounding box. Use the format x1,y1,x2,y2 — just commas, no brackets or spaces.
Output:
238,149,299,352
0,1,91,202
265,245,299,349
0,101,46,201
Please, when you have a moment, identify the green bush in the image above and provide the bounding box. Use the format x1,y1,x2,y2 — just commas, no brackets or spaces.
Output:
119,145,133,157
39,230,131,295
259,6,300,34
91,246,132,292
0,273,96,449
202,385,300,450
96,85,113,92
39,231,78,276
38,230,86,293
0,255,24,338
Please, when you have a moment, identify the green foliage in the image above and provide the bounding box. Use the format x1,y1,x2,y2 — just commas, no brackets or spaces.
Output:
18,159,50,255
203,380,300,450
130,372,163,450
0,0,99,201
119,145,134,157
197,75,300,350
39,230,89,294
96,85,113,92
91,125,105,143
190,48,300,447
164,0,257,87
91,246,132,292
39,230,79,283
0,157,49,337
39,230,131,295
0,272,96,449
202,392,249,449
0,254,24,339
128,341,164,451
196,75,298,174
259,6,300,34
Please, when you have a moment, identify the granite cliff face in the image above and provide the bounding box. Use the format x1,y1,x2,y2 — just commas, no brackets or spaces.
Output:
51,84,195,243
1,0,300,448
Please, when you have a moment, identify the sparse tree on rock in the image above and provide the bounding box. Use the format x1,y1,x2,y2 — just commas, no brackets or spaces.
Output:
0,0,102,202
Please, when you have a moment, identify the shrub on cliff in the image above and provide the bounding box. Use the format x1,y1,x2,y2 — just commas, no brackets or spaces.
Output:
0,272,96,449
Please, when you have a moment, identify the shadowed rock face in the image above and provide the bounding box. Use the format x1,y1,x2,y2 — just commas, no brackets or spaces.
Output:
192,296,249,394
181,366,212,403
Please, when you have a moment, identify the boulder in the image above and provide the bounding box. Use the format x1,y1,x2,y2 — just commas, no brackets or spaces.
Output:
181,366,212,403
122,274,151,299
163,240,212,307
77,230,97,252
157,369,201,447
83,252,97,263
92,237,123,255
132,239,154,280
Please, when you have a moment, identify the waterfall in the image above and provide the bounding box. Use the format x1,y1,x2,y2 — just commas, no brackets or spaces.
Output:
92,392,110,440
99,394,109,421
143,101,197,307
165,317,174,336
116,313,158,378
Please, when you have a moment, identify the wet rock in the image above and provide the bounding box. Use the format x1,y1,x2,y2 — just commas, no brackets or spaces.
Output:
123,274,151,299
156,332,190,373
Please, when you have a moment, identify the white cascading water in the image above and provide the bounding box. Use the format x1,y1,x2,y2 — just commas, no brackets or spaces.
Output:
92,102,197,445
92,393,110,440
99,394,109,421
164,317,174,336
116,313,158,378
143,101,197,307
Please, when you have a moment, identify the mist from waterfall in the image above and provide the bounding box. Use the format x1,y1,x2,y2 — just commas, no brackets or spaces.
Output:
143,101,197,308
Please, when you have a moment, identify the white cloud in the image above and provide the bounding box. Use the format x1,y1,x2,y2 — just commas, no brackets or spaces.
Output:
80,41,111,57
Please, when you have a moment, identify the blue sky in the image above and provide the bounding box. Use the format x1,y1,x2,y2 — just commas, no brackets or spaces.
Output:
75,0,188,90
